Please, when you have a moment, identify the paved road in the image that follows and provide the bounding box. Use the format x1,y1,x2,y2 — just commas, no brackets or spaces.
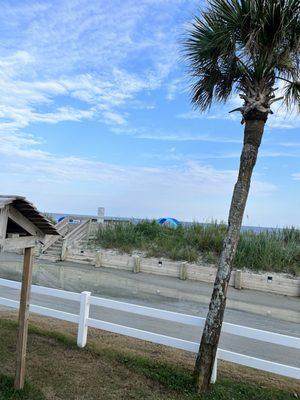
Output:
1,252,299,323
1,285,299,369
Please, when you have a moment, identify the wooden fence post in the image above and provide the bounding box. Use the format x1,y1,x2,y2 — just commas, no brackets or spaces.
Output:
179,262,187,280
87,219,92,242
77,291,91,348
234,270,243,290
132,255,141,273
61,239,68,261
95,251,103,268
59,266,65,290
14,246,34,389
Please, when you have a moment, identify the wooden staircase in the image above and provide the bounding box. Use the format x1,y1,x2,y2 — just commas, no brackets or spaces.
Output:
42,236,64,260
40,218,92,261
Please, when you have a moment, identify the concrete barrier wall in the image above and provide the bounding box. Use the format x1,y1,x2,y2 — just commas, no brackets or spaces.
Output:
66,248,300,297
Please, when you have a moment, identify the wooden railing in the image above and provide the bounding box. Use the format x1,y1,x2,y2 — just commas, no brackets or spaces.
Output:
61,219,91,260
42,217,70,252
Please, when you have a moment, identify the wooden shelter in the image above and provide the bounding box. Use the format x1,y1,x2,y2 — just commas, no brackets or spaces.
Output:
0,195,58,389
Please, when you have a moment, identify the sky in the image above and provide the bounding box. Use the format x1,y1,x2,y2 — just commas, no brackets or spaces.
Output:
0,0,299,228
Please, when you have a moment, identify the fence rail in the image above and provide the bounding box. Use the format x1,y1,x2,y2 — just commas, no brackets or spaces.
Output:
0,278,299,381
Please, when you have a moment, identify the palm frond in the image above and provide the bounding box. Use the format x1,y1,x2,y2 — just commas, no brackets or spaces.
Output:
283,80,300,110
183,0,300,112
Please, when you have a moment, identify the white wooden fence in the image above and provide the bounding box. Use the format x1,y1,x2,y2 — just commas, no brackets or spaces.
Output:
0,278,299,382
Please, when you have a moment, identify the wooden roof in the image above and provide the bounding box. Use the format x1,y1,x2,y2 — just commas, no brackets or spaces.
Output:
0,195,58,235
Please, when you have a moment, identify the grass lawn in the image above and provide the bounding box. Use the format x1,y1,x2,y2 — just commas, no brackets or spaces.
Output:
91,220,300,275
0,311,299,400
0,376,44,400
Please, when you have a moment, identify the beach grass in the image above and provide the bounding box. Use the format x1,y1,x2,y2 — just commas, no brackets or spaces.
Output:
92,221,300,275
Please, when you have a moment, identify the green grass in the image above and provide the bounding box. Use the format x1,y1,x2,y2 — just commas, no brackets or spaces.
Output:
0,375,44,400
103,351,297,399
91,220,300,275
0,317,297,400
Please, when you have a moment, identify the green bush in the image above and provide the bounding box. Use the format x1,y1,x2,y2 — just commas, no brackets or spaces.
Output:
92,221,300,275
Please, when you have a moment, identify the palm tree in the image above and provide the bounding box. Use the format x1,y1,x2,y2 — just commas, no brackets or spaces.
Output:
183,0,300,393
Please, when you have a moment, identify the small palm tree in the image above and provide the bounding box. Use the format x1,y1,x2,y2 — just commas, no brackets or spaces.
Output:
183,0,300,393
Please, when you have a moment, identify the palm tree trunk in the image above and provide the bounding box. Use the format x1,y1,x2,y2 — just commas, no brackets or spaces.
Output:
193,112,267,393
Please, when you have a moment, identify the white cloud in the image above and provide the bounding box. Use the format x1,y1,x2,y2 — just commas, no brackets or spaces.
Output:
0,126,281,225
279,142,300,147
166,77,187,101
177,110,239,121
0,131,276,205
8,0,187,78
267,109,300,129
0,1,196,134
0,52,162,132
0,130,272,192
143,147,299,163
0,54,169,133
0,52,96,131
101,111,127,126
259,150,299,158
111,126,241,143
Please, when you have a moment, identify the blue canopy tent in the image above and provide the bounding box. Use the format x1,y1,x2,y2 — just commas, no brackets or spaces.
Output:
157,217,180,227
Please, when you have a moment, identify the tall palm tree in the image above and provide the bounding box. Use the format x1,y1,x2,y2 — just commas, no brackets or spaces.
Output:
183,0,300,393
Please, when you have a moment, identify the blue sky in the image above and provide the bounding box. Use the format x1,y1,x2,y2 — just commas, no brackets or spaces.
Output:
0,0,299,227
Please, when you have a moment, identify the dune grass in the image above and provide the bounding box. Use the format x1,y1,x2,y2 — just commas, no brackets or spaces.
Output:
92,221,300,275
0,315,298,400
